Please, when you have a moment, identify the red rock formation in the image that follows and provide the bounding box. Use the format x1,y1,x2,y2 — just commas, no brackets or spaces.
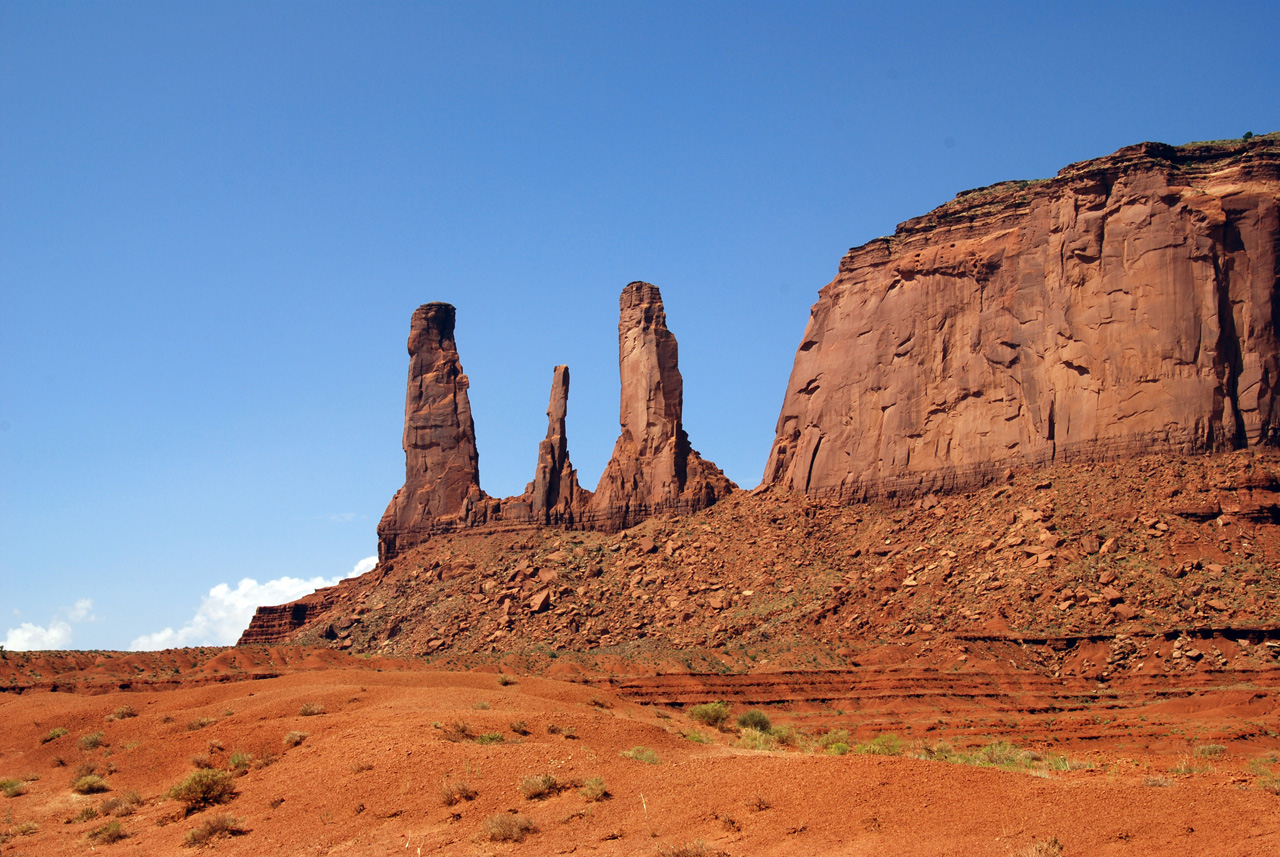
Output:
766,136,1280,501
523,365,588,525
589,282,736,528
377,302,484,559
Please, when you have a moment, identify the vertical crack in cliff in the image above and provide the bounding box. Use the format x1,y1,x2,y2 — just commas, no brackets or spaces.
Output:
1212,218,1247,450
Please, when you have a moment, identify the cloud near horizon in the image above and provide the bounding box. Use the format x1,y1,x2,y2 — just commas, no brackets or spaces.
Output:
4,598,95,651
129,556,377,650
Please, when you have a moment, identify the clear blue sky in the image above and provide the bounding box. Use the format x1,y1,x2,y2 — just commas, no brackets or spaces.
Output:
3,2,1278,650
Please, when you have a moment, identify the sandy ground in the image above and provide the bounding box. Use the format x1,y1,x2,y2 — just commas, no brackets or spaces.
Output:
2,649,1279,855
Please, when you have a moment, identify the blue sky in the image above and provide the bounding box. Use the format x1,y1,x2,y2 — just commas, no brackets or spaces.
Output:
3,2,1278,650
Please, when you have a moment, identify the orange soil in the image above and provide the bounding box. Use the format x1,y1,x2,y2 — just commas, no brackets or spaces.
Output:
2,648,1278,855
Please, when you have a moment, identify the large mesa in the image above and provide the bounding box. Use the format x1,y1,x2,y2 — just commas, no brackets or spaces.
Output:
765,136,1280,500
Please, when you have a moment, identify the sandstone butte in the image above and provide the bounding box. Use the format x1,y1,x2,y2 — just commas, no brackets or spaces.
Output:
765,136,1280,501
240,133,1279,648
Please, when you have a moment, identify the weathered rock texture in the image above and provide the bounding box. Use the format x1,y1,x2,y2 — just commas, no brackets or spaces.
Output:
373,283,733,562
523,365,588,526
377,302,484,559
766,135,1280,501
589,282,736,529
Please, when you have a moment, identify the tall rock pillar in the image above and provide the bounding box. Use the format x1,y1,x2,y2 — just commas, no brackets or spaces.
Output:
589,282,735,529
526,365,587,525
377,302,484,559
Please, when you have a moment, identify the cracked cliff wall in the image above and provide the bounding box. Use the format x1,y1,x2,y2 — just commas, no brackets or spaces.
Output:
765,135,1280,501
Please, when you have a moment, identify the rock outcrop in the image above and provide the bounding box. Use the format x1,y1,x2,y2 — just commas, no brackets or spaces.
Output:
589,282,736,528
522,365,588,526
377,302,484,560
372,283,733,562
765,135,1280,501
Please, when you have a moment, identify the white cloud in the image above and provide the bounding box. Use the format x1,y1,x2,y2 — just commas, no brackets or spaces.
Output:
129,556,377,651
4,598,94,651
5,619,72,650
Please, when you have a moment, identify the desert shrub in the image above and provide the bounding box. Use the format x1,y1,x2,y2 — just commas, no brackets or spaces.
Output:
298,702,325,717
474,732,504,745
684,730,710,744
736,710,771,733
855,733,904,756
440,780,477,806
621,746,660,765
770,725,802,748
182,814,246,846
1143,775,1172,787
561,726,578,740
86,820,127,844
282,731,308,748
579,776,609,801
73,774,109,794
546,724,562,735
1171,754,1212,776
72,805,100,822
1195,744,1226,759
816,728,851,750
497,673,517,686
186,717,216,731
688,702,730,729
101,789,142,817
1,778,27,798
480,813,536,843
826,742,851,755
472,700,491,710
509,720,530,736
441,721,474,742
167,769,235,812
41,727,68,744
1018,837,1064,857
736,728,777,751
78,731,105,751
658,841,723,857
190,753,214,769
520,773,560,799
228,751,253,774
106,705,137,721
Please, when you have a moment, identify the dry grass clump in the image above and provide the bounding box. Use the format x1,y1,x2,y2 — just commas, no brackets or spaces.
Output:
282,730,308,748
497,673,517,686
658,840,727,857
40,727,67,744
186,717,217,732
509,720,530,736
71,805,100,823
182,814,246,847
687,702,730,729
474,732,504,745
167,769,235,813
579,776,609,802
228,751,253,775
100,789,142,817
298,702,325,717
1,777,31,798
440,780,477,806
621,746,660,764
106,705,137,721
1018,837,1064,857
86,820,128,844
480,813,536,843
441,721,475,742
520,773,561,800
78,731,105,751
72,774,109,794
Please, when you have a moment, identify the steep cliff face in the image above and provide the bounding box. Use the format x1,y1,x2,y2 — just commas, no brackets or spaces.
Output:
766,136,1280,500
376,303,484,560
589,282,736,529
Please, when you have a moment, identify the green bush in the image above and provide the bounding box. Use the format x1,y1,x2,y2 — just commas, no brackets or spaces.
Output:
579,776,609,801
687,702,730,729
736,710,772,733
41,727,68,745
72,774,109,794
167,769,235,812
78,731,105,751
855,734,904,756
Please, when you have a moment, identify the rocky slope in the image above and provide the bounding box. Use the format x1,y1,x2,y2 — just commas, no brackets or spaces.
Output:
766,134,1280,500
